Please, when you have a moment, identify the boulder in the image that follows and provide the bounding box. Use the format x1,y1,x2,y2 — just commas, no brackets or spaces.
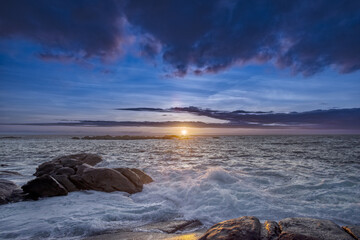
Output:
35,153,102,177
130,168,153,184
54,153,102,166
114,168,143,191
72,167,139,194
19,153,153,201
22,175,68,199
52,175,79,192
0,179,20,204
279,218,354,240
342,225,360,240
199,216,261,240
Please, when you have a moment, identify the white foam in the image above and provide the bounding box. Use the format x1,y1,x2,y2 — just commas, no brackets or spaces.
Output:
1,136,359,239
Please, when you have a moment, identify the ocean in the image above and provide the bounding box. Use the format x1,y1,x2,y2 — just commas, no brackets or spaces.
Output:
0,135,359,239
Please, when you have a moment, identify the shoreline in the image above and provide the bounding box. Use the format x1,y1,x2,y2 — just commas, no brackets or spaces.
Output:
83,217,360,240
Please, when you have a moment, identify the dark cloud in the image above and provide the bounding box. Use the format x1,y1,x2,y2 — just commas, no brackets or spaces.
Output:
1,0,360,75
117,107,360,129
0,0,125,60
126,0,360,76
5,107,360,129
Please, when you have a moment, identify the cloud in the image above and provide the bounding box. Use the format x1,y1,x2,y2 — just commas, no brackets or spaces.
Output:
7,107,359,129
0,0,126,61
1,0,360,75
116,107,360,129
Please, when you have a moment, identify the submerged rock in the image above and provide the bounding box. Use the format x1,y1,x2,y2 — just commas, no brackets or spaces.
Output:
0,170,23,176
0,179,20,204
21,153,153,199
279,218,354,240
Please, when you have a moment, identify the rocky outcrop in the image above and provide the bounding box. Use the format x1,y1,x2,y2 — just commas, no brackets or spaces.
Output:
279,217,354,240
199,216,358,240
0,179,24,204
21,153,153,199
199,216,262,240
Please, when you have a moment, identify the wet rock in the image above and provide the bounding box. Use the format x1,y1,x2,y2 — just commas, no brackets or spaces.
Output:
199,216,261,240
279,218,353,240
52,175,79,192
139,220,203,234
114,168,143,191
21,153,153,201
54,167,75,176
22,175,68,198
278,232,320,240
73,168,139,194
261,220,281,240
130,168,153,184
34,154,102,177
0,179,19,204
0,170,23,176
342,225,360,240
53,153,102,166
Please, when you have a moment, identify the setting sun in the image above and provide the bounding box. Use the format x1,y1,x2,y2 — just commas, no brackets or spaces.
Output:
181,129,188,136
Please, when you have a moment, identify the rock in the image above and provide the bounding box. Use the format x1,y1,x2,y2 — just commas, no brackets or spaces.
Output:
54,167,75,176
199,216,261,240
53,153,102,166
22,175,68,198
52,175,79,192
83,231,205,240
278,232,320,240
34,162,58,177
261,220,281,240
34,153,102,177
342,225,360,240
279,218,354,240
20,153,153,201
0,170,23,176
72,168,139,194
0,179,19,204
114,168,143,191
139,220,203,234
130,168,153,184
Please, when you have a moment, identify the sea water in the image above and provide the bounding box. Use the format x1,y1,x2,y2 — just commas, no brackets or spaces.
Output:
0,135,359,239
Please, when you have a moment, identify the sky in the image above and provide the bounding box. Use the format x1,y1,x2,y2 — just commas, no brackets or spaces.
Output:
0,0,360,134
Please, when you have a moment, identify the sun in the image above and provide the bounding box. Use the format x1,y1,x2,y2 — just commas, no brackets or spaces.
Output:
181,129,188,136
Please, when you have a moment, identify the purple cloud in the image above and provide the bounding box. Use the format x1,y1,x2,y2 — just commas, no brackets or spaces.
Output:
1,0,360,75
